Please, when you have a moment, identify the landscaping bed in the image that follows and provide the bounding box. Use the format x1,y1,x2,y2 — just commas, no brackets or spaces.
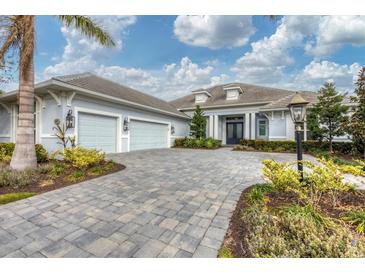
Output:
0,145,125,205
219,159,365,258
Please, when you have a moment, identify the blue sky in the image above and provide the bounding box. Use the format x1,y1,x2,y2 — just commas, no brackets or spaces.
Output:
2,16,365,100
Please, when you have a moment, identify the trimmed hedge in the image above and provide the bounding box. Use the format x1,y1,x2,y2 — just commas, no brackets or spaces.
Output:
175,137,222,149
0,143,48,163
239,139,357,155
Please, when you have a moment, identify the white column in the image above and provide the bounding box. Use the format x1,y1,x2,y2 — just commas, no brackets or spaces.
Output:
250,113,256,140
213,115,219,139
209,115,214,137
244,113,250,139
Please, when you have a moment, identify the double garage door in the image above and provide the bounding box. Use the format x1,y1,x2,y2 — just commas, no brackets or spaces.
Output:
77,112,169,153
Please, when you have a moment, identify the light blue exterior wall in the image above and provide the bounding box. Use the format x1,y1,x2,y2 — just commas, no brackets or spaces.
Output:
0,104,12,143
0,91,190,153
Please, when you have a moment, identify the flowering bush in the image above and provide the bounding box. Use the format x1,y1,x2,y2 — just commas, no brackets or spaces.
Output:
262,158,352,207
64,147,105,169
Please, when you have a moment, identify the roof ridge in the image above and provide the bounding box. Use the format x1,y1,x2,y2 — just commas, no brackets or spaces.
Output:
53,72,94,82
266,93,295,107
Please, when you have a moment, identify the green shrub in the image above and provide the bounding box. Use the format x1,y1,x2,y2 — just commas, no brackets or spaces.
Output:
240,139,358,156
343,209,365,234
49,162,66,178
194,138,204,148
0,166,35,188
66,170,86,183
0,143,48,163
243,203,365,257
35,144,48,163
175,137,221,149
64,147,105,169
204,137,221,149
247,183,276,205
174,138,186,147
262,159,352,207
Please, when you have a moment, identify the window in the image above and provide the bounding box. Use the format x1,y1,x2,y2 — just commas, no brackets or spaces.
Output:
258,120,267,136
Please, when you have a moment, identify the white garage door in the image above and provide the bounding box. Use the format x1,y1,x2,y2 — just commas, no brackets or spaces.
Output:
78,112,118,153
130,119,169,151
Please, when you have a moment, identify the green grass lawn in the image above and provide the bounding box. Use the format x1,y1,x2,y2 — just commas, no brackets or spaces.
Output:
0,192,36,205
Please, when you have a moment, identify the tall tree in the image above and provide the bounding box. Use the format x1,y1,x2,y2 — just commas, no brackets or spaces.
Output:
190,105,207,139
0,16,114,170
346,67,365,159
309,82,349,153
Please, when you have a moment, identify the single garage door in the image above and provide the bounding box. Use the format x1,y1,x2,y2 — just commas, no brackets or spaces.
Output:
78,112,118,153
130,119,169,151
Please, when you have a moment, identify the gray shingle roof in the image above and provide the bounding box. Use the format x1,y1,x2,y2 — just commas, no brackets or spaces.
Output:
170,83,314,110
260,91,319,110
53,73,188,118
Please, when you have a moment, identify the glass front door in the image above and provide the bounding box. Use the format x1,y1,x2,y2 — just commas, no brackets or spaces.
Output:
226,122,243,145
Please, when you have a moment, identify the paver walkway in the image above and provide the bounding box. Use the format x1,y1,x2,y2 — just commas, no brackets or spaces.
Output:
0,148,314,258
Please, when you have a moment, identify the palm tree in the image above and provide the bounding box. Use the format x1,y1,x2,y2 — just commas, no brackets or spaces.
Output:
0,16,115,170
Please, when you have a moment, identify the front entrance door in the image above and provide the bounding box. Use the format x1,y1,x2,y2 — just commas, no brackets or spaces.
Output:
226,122,243,145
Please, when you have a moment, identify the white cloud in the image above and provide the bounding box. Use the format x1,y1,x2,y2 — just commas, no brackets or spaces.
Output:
174,16,255,49
305,16,365,56
291,60,361,92
232,16,319,84
158,56,230,99
43,16,137,79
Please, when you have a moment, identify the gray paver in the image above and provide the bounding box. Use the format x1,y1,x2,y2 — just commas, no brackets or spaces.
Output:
0,148,313,257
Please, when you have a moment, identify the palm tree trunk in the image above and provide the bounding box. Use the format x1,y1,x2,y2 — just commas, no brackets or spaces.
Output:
10,17,37,170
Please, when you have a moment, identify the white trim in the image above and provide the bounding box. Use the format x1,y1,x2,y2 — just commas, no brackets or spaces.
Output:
74,107,122,153
34,100,42,144
66,92,76,107
0,134,10,138
41,134,58,138
223,86,243,94
35,95,46,109
178,101,271,111
244,114,250,139
47,90,61,106
281,110,285,119
191,90,212,97
52,79,189,120
213,115,218,139
209,115,214,137
127,115,171,152
269,136,287,138
0,102,11,113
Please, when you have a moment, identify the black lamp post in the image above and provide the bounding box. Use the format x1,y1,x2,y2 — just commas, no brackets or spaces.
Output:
288,93,309,182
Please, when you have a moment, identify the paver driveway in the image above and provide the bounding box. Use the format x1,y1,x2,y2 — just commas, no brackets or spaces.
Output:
0,148,314,258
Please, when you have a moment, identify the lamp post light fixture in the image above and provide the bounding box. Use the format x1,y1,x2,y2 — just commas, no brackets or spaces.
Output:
288,92,309,182
65,109,75,129
123,117,129,131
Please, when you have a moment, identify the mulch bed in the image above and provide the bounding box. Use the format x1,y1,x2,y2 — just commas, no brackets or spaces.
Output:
0,161,125,195
221,186,365,258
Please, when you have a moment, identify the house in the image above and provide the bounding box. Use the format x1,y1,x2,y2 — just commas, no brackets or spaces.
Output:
0,73,352,153
0,73,190,153
170,83,322,145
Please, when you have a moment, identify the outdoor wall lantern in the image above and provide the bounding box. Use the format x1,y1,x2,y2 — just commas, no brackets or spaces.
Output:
65,109,75,129
171,125,175,135
288,92,309,182
123,117,129,131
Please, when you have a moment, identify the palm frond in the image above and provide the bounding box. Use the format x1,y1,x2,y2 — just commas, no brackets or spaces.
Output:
57,15,115,47
0,16,22,63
